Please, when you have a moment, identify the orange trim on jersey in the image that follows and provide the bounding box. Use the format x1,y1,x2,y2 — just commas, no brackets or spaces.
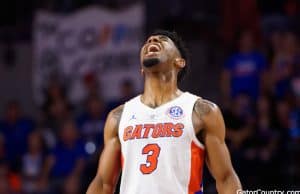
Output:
188,141,205,194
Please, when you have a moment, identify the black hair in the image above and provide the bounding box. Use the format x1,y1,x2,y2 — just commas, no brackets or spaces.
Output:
150,30,189,82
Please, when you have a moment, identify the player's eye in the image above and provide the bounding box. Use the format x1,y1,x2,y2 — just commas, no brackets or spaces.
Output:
159,36,168,42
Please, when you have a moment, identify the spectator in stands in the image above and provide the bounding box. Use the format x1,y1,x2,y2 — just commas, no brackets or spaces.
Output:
253,95,280,187
61,175,81,194
265,30,283,63
0,135,5,161
42,79,66,114
22,131,46,194
0,100,34,171
275,100,291,139
107,79,136,112
288,94,300,186
223,93,256,187
224,93,254,151
290,92,300,141
77,96,106,154
0,177,10,194
268,31,299,100
221,0,261,45
44,99,72,135
77,96,107,191
289,33,300,141
284,0,300,32
83,72,102,101
259,0,290,36
0,161,21,194
255,96,278,158
41,78,72,139
221,30,267,106
41,120,86,193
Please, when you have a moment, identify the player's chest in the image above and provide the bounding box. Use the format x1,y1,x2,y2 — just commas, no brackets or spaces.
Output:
119,106,191,145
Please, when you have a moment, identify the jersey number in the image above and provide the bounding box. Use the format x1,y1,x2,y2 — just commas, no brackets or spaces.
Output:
140,144,161,174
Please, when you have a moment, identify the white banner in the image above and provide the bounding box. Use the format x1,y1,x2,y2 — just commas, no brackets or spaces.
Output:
33,4,144,105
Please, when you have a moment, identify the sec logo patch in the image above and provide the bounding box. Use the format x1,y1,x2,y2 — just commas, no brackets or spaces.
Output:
167,106,184,119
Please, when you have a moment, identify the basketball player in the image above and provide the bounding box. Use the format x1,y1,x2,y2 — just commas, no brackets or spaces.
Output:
86,30,242,194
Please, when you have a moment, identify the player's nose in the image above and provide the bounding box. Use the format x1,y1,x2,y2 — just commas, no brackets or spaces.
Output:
147,36,159,44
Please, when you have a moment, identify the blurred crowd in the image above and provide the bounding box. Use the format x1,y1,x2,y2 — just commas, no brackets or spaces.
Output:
218,29,300,190
0,77,136,194
0,0,300,193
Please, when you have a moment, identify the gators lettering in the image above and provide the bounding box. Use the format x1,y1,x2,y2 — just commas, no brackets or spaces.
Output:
123,123,184,141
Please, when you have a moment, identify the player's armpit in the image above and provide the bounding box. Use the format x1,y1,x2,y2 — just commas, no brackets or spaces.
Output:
86,105,123,194
194,99,242,194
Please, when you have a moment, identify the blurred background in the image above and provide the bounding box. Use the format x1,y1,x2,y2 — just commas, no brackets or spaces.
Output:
0,0,299,193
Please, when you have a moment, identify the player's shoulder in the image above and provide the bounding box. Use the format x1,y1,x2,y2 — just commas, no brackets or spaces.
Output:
109,104,124,117
107,104,125,126
103,105,125,139
191,95,220,119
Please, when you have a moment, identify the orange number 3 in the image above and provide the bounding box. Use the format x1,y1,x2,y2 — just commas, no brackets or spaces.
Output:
140,144,161,174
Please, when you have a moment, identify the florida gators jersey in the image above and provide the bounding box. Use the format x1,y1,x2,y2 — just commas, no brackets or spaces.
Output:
118,92,205,194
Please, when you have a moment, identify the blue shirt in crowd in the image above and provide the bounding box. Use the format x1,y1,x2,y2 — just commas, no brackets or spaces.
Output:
76,112,105,147
290,109,300,139
225,51,266,100
0,118,34,162
50,141,86,178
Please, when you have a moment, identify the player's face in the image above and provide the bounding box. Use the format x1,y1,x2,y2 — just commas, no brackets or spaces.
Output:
140,35,180,69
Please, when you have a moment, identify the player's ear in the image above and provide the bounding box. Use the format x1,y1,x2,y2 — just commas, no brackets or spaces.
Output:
175,58,185,69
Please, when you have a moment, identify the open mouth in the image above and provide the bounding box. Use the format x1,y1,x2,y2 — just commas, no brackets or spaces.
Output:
146,44,161,54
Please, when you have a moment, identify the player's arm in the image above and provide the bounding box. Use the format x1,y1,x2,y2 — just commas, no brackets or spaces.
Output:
194,99,242,194
86,105,123,194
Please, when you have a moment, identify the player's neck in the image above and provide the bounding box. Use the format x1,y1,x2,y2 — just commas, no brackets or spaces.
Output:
142,74,181,108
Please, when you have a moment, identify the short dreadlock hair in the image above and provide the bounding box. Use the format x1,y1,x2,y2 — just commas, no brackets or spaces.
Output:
150,30,189,82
